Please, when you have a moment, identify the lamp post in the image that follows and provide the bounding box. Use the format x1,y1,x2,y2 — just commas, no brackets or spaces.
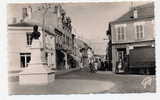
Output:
41,4,51,62
42,4,50,48
103,38,109,57
103,38,109,71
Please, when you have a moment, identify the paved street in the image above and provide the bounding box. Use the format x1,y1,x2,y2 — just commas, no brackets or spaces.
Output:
9,68,156,95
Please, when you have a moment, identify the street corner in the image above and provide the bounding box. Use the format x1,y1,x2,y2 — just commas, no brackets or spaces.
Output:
7,2,156,95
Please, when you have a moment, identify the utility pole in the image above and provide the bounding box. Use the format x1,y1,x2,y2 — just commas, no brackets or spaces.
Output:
41,3,51,62
42,4,50,49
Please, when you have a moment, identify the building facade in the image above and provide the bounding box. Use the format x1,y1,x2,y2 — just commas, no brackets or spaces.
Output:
109,3,155,74
8,4,82,76
76,38,91,68
8,23,57,74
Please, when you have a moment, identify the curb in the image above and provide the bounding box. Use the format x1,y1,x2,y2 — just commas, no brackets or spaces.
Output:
55,67,81,76
8,67,81,81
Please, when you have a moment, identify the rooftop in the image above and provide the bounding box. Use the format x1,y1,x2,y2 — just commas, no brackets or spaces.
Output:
111,2,154,24
75,38,90,49
8,4,71,36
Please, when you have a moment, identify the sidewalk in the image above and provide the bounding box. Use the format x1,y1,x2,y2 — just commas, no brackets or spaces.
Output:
8,67,81,81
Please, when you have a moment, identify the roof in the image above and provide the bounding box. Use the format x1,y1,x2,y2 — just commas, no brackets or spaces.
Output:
27,8,58,28
8,5,73,36
8,6,61,36
75,38,90,49
111,2,154,24
8,22,34,27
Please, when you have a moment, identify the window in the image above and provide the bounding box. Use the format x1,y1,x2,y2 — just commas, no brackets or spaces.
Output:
116,26,126,40
26,32,32,46
45,52,48,65
135,24,144,39
20,53,31,68
22,8,28,19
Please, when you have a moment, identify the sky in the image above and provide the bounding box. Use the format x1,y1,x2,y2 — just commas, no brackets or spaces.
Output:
61,1,151,55
7,1,152,55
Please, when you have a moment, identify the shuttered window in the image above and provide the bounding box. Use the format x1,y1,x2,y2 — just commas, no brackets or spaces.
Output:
117,26,125,40
136,24,144,39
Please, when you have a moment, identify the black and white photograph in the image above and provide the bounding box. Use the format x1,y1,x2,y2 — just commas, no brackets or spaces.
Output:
7,1,156,95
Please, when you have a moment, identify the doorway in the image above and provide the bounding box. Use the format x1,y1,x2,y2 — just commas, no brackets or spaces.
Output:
116,48,127,73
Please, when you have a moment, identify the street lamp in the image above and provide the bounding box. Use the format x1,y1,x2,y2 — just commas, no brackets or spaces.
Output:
42,4,50,49
103,38,110,70
41,4,51,63
103,38,109,53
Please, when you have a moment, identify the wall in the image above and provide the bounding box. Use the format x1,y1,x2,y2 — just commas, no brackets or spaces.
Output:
111,19,154,44
111,19,154,72
44,31,56,69
111,41,155,72
8,4,36,24
8,26,33,71
8,25,57,72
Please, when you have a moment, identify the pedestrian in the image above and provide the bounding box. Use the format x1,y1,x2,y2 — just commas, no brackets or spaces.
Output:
117,58,122,73
79,49,83,71
87,47,94,72
100,59,105,70
94,59,98,72
98,58,101,70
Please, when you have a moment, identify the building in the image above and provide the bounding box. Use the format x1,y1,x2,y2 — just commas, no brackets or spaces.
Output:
109,3,155,74
75,38,91,68
8,22,57,76
53,4,77,70
8,4,80,76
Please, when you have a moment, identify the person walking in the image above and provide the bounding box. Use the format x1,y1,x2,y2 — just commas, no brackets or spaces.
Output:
79,49,83,71
87,47,95,72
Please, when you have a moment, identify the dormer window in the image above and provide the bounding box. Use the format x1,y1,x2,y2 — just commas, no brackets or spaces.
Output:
133,9,138,18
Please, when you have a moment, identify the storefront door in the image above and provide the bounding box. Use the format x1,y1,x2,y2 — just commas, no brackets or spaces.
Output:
116,48,127,73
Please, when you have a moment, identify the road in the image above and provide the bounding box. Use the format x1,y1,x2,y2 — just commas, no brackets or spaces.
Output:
9,69,156,95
